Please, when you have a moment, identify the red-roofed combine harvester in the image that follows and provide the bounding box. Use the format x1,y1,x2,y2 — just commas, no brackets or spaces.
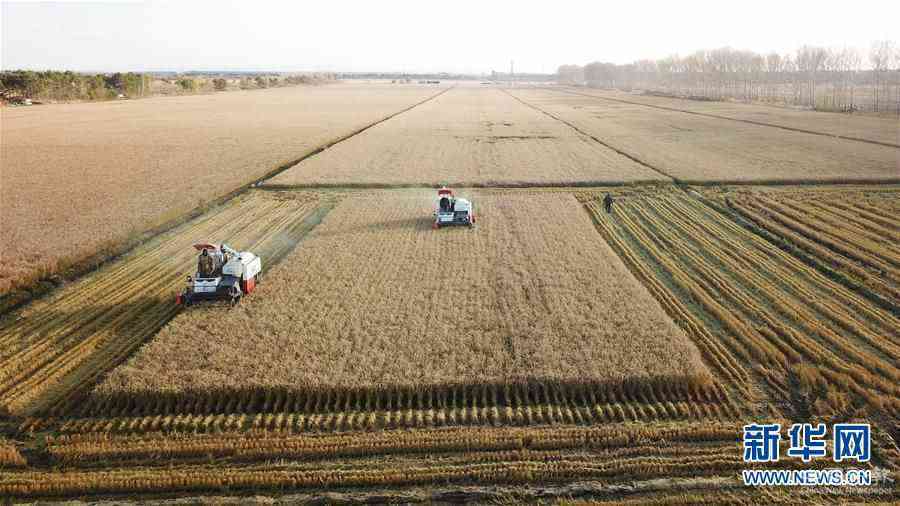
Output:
176,243,261,307
433,187,475,228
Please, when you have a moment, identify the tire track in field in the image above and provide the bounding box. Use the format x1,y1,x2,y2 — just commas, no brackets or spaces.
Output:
500,88,680,183
545,87,900,149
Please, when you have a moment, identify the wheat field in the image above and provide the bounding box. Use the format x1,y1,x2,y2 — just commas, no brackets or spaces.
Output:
510,88,899,183
268,87,669,187
0,83,442,297
98,190,707,395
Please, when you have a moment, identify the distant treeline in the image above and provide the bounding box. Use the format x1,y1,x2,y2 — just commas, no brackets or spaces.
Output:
559,40,900,114
0,70,336,103
0,71,151,102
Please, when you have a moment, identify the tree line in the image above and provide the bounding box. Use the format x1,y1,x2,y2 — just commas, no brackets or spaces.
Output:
0,71,152,102
558,41,900,114
0,71,336,103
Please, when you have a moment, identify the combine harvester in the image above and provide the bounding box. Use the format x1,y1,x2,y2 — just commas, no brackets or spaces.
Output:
433,187,475,228
177,243,261,306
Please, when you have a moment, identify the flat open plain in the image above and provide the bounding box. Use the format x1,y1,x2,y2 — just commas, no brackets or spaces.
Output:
0,83,442,296
2,83,899,502
509,88,899,183
268,86,669,187
98,191,707,397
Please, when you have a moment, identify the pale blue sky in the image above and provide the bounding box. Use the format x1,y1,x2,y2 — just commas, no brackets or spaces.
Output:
2,0,898,73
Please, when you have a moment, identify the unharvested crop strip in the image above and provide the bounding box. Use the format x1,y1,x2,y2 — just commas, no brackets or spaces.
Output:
34,379,738,435
546,87,900,149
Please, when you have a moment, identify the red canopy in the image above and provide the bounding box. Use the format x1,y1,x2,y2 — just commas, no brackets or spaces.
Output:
192,243,218,251
438,188,453,195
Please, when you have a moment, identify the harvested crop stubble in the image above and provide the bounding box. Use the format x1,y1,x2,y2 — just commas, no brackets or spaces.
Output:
98,191,708,395
45,421,740,466
510,88,900,183
588,191,900,430
0,190,322,416
268,86,669,187
0,83,441,296
0,437,26,468
728,188,900,307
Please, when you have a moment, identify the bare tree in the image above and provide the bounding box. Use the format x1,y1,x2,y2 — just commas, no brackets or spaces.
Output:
869,40,895,112
796,45,829,109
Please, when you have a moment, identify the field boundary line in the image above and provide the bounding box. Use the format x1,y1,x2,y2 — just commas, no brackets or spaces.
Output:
252,85,454,186
500,88,680,183
0,87,452,317
261,179,671,190
546,87,900,149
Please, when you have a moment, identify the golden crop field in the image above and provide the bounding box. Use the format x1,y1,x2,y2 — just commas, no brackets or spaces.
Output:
268,87,669,187
510,88,900,184
2,83,899,503
586,188,900,444
0,190,325,418
91,192,714,427
0,83,441,299
558,87,900,147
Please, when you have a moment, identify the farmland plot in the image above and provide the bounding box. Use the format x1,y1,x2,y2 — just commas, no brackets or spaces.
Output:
511,88,899,183
724,186,900,308
0,190,324,417
268,87,669,187
558,87,900,147
587,190,900,446
84,191,736,433
0,83,441,297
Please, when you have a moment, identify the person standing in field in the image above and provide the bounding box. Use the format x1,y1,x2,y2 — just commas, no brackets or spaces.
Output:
603,193,614,214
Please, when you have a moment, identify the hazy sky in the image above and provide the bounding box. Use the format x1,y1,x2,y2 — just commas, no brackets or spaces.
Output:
2,0,898,73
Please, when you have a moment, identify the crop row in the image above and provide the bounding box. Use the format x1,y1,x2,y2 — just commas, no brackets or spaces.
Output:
729,193,900,310
0,191,324,417
585,200,753,400
587,192,900,430
28,382,739,435
45,421,740,466
0,438,26,468
80,376,729,418
0,452,749,498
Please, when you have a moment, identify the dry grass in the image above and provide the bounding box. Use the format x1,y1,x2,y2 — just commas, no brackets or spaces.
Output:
0,83,441,296
268,86,669,187
98,191,707,395
511,88,899,183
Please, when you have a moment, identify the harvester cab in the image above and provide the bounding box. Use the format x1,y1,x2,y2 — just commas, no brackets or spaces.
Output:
433,187,475,228
177,243,262,307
